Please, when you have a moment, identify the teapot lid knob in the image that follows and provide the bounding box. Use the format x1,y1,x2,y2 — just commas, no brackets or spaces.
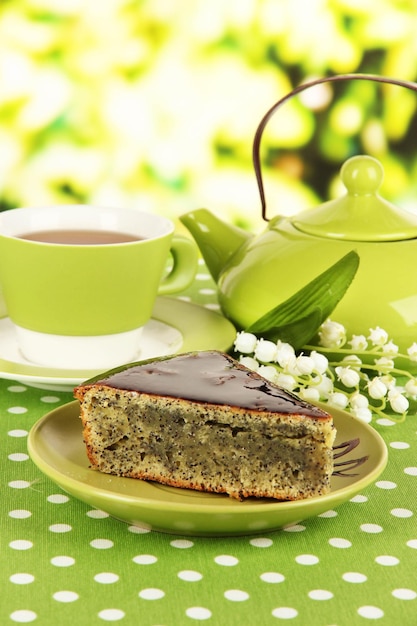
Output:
292,154,417,241
341,155,383,196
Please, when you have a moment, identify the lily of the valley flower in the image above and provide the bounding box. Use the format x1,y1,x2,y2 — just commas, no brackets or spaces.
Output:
369,326,389,346
367,377,388,400
335,366,361,388
233,321,416,423
388,389,409,414
318,319,346,348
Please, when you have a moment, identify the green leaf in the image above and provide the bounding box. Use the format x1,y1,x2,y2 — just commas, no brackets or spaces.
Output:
247,250,359,348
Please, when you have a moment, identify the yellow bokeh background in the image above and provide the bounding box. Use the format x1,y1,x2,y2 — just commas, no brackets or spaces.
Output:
1,0,417,230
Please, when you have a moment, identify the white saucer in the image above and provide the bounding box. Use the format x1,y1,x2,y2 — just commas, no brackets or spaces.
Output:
0,297,236,391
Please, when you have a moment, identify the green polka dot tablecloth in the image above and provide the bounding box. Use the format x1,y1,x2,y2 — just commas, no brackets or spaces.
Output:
2,263,417,625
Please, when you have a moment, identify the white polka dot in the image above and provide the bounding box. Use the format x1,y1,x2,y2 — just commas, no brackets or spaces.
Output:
8,480,31,489
343,572,367,583
9,573,35,585
9,540,33,550
9,509,32,519
196,271,211,280
360,524,383,534
9,610,37,623
350,494,368,503
98,609,125,621
138,588,165,600
8,385,27,393
214,555,239,566
308,589,333,600
8,406,28,414
204,303,220,311
53,590,79,603
199,288,217,296
8,453,29,462
8,429,28,437
375,555,399,566
260,572,285,583
94,572,119,584
49,523,72,533
132,554,157,565
329,538,352,548
249,537,273,548
390,441,410,449
271,607,298,619
404,466,417,476
224,589,249,601
358,606,384,619
391,508,413,518
128,524,151,533
295,554,319,565
178,570,203,582
406,540,417,549
47,494,69,504
376,418,396,426
87,509,109,518
185,607,212,620
50,556,75,567
376,481,397,489
90,539,114,549
170,539,194,549
392,588,417,600
318,510,338,518
283,524,306,531
41,395,60,403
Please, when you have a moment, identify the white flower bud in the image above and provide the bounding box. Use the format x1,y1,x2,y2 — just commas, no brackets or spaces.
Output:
367,377,388,400
254,338,278,363
328,392,349,409
298,387,321,402
374,356,395,373
381,340,399,356
341,354,362,369
311,375,334,397
352,407,373,423
388,390,409,414
350,392,369,409
309,351,329,375
257,365,278,383
348,334,368,351
319,319,346,348
234,332,257,354
368,326,389,346
405,378,417,398
275,373,297,391
239,356,259,371
335,366,360,388
407,342,417,362
275,341,296,368
295,355,315,375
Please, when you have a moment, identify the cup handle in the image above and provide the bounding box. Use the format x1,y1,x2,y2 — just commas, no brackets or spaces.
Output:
157,236,198,295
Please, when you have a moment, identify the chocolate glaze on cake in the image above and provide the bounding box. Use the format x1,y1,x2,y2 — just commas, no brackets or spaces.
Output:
75,351,335,501
90,351,329,417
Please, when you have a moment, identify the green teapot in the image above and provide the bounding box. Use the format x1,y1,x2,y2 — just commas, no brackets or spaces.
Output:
181,74,417,353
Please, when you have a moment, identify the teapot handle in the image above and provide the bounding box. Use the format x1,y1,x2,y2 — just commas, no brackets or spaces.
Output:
253,73,417,221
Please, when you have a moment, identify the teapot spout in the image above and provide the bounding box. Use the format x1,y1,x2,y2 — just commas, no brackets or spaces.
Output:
180,208,252,282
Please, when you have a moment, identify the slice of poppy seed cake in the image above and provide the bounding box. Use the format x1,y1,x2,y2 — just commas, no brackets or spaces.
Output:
74,351,336,501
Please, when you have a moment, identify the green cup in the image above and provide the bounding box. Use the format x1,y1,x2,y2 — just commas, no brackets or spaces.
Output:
0,205,198,369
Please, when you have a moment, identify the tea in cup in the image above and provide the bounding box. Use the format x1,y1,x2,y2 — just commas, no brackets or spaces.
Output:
0,205,198,369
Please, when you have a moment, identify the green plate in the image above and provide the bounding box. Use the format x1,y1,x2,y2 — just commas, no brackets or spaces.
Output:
28,401,388,537
0,297,235,390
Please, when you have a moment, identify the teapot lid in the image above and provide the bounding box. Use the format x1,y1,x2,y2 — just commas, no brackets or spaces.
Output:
291,155,417,241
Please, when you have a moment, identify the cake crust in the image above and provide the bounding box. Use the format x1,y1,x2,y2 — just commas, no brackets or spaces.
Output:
74,351,336,501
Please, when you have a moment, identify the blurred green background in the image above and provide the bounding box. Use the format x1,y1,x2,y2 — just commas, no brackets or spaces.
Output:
1,0,417,230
